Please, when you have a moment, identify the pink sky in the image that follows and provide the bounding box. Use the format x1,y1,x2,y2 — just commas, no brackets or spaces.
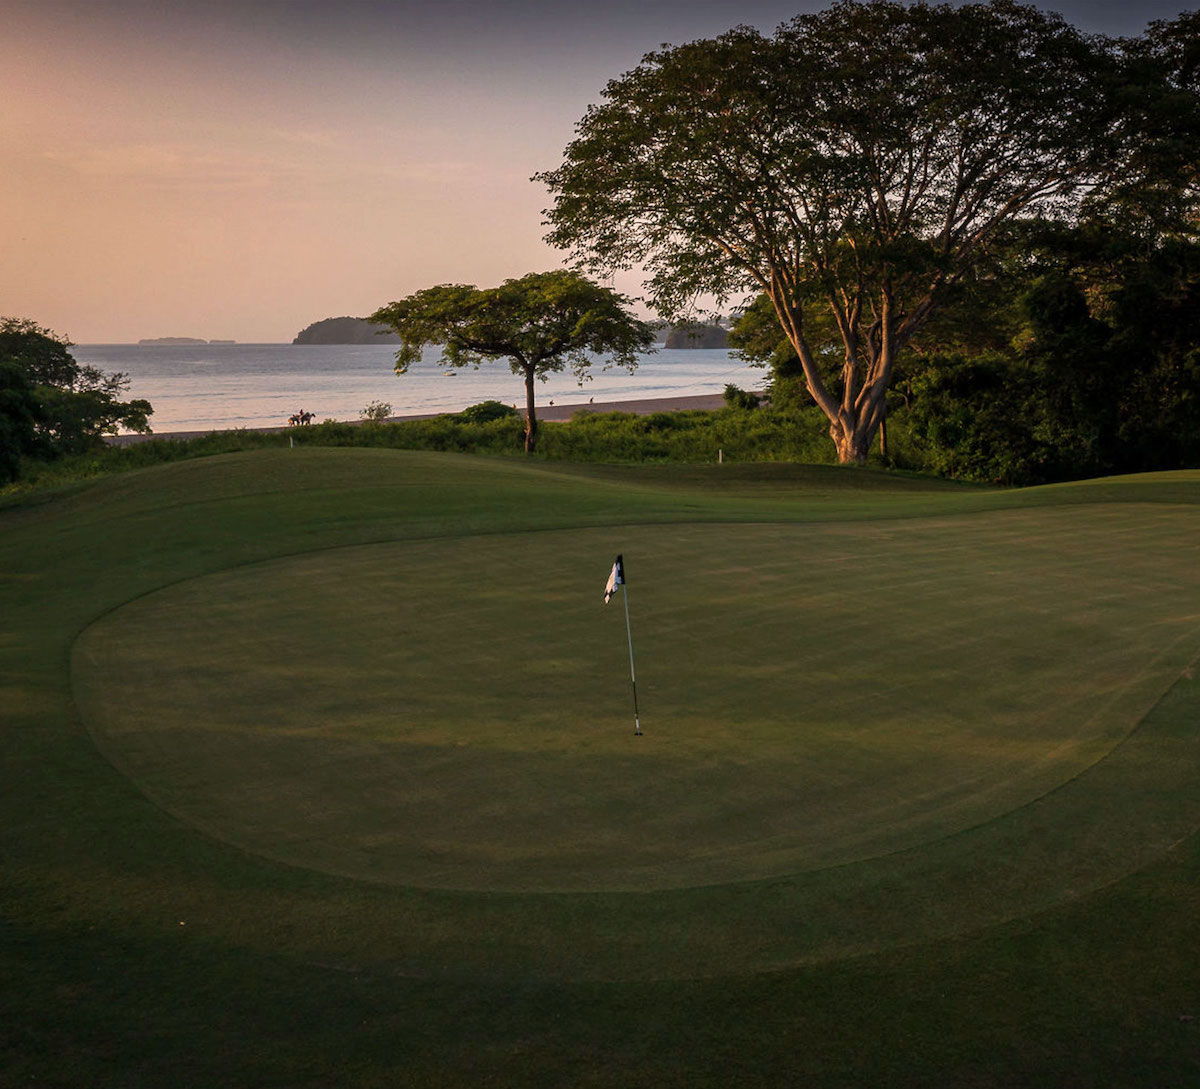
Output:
2,0,1188,343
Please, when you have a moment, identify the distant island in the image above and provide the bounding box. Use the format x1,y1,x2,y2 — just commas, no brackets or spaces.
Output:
138,337,236,345
291,315,726,348
664,323,729,349
293,317,401,345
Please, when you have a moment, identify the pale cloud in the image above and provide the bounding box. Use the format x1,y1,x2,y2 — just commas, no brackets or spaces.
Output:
43,142,287,191
374,159,478,182
266,127,341,148
41,135,492,196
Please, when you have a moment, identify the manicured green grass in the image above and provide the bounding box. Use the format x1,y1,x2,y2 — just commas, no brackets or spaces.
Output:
5,449,1200,1084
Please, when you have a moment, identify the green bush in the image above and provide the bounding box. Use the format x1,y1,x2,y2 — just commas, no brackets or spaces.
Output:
359,400,392,422
723,384,762,410
454,400,519,423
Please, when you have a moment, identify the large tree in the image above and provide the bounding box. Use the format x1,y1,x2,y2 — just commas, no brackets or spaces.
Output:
370,271,654,453
0,318,152,477
538,0,1146,463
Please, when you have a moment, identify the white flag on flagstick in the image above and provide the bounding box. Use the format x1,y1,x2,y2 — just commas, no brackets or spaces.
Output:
604,554,625,604
603,552,640,734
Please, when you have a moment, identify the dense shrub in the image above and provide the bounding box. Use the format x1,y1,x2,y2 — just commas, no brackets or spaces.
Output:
454,400,519,423
723,384,762,410
908,354,1041,484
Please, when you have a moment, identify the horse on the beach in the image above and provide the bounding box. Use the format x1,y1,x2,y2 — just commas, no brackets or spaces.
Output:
288,411,315,427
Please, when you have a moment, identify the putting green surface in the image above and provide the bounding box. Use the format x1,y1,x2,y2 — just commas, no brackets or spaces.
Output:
64,470,1200,977
74,509,1200,897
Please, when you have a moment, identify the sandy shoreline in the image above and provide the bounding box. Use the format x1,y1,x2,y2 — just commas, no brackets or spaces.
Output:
106,393,730,445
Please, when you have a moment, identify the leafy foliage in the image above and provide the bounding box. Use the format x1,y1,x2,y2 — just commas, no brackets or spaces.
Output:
909,353,1038,484
369,271,655,453
455,400,519,423
908,225,1200,484
0,362,39,483
722,384,762,410
1087,10,1200,233
359,400,393,422
0,318,152,480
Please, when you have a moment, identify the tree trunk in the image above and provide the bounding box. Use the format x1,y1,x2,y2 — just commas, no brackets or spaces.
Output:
772,293,893,466
523,367,538,454
831,421,873,464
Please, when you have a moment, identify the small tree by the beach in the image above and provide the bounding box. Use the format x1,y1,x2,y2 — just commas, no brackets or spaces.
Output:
0,317,152,479
370,271,655,453
359,400,392,423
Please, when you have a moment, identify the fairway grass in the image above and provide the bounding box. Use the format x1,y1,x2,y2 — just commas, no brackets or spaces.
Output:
6,449,1200,1083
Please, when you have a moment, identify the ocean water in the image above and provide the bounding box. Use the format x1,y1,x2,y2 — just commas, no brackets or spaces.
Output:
72,343,763,435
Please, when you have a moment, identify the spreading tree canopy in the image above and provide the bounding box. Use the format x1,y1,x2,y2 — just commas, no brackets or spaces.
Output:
538,0,1156,463
370,271,655,453
0,318,152,480
1099,10,1200,233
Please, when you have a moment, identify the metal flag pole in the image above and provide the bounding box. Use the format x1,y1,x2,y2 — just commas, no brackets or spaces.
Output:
621,580,641,736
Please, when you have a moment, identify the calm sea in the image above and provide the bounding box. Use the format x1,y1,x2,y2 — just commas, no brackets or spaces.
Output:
72,343,763,435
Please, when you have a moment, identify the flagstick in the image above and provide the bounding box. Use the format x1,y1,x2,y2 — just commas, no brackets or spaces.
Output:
621,583,642,735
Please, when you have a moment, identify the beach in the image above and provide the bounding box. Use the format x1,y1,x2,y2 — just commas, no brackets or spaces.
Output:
105,392,728,445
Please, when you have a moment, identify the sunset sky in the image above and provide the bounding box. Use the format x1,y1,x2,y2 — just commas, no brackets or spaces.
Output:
3,0,1190,343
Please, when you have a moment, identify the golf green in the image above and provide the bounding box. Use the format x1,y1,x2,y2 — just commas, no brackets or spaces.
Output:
70,499,1200,975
